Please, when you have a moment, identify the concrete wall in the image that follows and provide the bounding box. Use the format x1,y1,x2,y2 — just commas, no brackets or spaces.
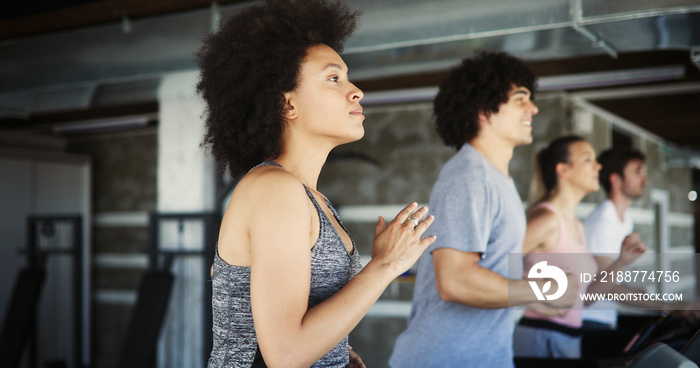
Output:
68,130,157,368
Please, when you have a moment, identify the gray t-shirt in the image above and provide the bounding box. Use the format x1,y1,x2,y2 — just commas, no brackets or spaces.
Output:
389,144,526,368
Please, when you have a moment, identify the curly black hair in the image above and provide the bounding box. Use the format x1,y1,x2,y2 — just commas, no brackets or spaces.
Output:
196,0,360,176
433,52,537,149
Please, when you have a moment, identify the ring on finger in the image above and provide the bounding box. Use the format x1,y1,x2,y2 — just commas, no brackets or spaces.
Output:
407,216,419,228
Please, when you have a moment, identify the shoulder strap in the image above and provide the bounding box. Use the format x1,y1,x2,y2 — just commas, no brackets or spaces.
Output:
532,202,567,232
302,185,326,219
250,160,282,170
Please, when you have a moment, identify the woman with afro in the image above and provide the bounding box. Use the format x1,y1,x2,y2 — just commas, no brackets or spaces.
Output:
196,0,436,367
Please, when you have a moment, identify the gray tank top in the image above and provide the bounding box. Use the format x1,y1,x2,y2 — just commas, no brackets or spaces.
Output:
207,162,362,368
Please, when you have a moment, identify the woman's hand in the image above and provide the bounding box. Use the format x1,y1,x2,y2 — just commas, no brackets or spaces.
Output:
347,348,366,368
371,203,436,278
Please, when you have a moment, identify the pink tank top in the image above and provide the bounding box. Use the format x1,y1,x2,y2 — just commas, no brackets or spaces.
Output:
522,202,598,328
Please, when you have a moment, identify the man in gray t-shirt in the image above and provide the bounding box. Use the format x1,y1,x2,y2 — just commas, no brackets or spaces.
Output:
390,52,576,368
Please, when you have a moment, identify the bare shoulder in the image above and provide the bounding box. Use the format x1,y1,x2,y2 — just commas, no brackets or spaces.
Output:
218,165,315,265
238,165,301,193
524,206,559,253
233,166,309,208
222,166,312,237
218,166,311,265
527,206,558,230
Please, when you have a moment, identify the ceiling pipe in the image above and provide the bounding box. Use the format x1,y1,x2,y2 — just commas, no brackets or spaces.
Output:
210,2,221,33
570,0,618,58
50,113,157,135
121,14,132,34
0,108,29,119
361,65,685,106
1,1,699,109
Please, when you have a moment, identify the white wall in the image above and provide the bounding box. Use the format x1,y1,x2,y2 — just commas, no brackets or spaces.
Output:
156,70,216,368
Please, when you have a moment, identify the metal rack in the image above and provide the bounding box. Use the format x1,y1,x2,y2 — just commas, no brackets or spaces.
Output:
147,211,219,366
21,214,84,368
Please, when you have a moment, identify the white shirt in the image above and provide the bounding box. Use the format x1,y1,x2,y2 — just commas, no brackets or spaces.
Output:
582,199,634,327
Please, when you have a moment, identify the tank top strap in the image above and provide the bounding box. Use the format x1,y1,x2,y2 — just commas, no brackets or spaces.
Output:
303,184,358,256
248,162,349,248
531,202,563,222
249,160,282,172
323,198,346,229
532,201,584,248
249,161,328,223
302,185,323,212
532,201,568,235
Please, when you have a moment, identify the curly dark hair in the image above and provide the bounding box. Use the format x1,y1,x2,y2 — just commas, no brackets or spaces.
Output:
433,52,537,149
195,0,360,176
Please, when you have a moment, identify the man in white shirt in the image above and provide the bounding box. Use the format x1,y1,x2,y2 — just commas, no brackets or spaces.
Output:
583,147,648,329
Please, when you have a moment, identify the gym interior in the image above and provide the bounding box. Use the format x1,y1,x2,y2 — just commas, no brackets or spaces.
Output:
2,1,700,367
